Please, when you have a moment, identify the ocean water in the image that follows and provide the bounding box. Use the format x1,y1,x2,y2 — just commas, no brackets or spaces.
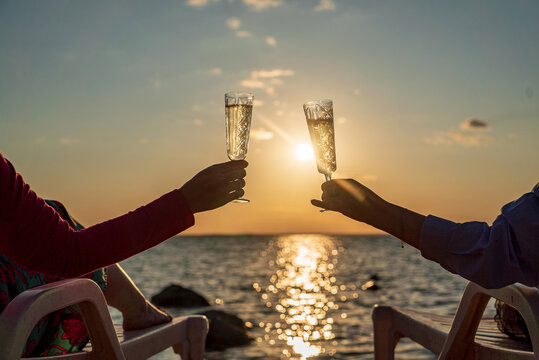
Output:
112,235,492,359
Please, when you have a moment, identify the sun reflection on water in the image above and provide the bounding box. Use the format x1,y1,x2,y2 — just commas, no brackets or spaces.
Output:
255,235,344,359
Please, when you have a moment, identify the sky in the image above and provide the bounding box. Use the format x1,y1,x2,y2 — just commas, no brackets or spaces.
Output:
0,0,538,235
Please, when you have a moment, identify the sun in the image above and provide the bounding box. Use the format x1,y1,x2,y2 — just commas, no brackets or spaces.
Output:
295,143,315,161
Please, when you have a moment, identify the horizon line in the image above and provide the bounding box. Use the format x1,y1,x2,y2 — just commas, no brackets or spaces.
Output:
172,232,393,238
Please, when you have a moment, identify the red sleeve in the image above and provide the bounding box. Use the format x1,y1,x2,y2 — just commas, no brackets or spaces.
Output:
0,153,194,278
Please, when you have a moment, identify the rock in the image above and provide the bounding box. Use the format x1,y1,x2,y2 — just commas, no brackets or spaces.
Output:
369,273,380,281
151,284,210,308
197,310,252,351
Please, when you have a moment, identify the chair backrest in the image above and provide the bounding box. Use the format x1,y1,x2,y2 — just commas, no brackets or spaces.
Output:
439,282,539,359
0,278,125,360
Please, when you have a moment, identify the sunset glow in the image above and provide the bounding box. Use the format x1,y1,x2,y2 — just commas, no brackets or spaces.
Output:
257,235,340,358
0,2,537,235
295,144,315,162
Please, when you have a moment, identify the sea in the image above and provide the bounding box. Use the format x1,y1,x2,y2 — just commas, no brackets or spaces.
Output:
111,234,495,360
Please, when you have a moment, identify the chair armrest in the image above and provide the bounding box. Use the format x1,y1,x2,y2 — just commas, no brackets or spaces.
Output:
470,283,539,353
0,278,125,360
439,282,539,359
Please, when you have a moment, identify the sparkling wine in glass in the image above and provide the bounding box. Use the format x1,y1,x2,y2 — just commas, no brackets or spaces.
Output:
225,91,254,203
303,99,336,211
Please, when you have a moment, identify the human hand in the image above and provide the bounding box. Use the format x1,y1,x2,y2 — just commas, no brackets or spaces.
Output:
311,179,388,226
180,160,248,213
311,179,425,249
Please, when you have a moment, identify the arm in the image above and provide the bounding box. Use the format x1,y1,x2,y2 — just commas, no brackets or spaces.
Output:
313,179,539,289
0,153,247,278
311,179,426,249
420,189,539,288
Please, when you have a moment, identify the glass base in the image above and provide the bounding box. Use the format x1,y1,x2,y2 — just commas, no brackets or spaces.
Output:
233,198,250,203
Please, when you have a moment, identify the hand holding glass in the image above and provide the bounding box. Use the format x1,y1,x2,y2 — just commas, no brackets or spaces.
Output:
225,91,254,203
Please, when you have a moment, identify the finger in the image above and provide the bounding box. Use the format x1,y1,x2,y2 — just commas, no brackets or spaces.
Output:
220,160,248,171
321,180,337,192
232,159,248,168
311,199,326,208
321,191,330,202
323,185,340,198
311,199,336,211
224,179,245,193
207,160,247,175
225,189,245,202
222,168,247,181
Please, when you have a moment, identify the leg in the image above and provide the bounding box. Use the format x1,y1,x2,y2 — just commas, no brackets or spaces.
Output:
103,264,172,331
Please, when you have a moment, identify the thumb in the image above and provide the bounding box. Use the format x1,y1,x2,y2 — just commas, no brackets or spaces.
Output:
311,199,326,209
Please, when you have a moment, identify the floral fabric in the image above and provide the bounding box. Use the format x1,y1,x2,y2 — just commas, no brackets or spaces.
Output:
0,200,107,357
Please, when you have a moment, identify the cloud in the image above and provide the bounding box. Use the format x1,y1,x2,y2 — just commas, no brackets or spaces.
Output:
240,79,266,88
60,137,80,145
242,0,283,11
186,0,220,7
139,138,150,144
250,127,274,140
315,0,335,11
251,69,294,78
240,68,295,95
188,0,282,10
206,67,222,75
227,17,241,29
427,118,494,147
460,117,490,131
265,36,277,47
269,78,283,85
425,131,494,147
35,137,47,144
236,30,253,38
353,88,361,95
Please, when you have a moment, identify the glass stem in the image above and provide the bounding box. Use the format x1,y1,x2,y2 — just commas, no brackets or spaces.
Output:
320,173,332,213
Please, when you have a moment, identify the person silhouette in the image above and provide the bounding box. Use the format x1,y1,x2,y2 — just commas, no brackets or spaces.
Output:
312,179,539,289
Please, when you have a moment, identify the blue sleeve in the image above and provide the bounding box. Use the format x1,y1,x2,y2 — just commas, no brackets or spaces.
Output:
419,185,539,289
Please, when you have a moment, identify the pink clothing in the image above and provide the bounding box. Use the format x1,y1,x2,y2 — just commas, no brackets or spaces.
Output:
0,153,194,278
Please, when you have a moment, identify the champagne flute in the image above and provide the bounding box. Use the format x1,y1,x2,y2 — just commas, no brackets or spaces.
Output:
303,99,336,212
225,91,254,203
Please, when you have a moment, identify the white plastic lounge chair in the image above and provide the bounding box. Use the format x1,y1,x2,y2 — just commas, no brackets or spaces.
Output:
372,282,539,359
0,278,208,360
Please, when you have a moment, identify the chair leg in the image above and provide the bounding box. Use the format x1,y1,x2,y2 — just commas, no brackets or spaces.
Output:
372,305,402,360
172,340,189,359
438,289,490,360
173,316,208,360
